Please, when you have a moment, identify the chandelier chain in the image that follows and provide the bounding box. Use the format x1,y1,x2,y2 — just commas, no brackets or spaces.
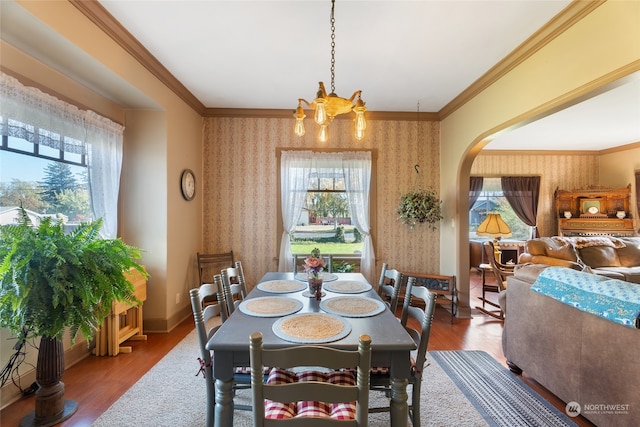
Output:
330,0,336,94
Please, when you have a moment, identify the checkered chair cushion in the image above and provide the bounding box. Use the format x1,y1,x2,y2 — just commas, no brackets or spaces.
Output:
263,368,357,420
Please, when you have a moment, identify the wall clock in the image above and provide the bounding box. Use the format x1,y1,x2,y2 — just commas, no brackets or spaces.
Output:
180,169,196,201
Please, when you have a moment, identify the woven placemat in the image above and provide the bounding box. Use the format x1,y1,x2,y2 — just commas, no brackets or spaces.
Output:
320,296,385,317
324,280,371,294
273,313,351,343
257,280,306,293
238,297,302,317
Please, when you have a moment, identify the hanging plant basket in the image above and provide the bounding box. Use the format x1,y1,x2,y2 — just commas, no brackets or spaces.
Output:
397,188,443,229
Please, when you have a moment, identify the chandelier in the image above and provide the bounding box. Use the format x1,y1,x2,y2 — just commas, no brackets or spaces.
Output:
294,0,366,142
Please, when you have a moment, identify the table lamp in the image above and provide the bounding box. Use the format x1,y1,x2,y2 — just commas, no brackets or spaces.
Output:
476,213,512,260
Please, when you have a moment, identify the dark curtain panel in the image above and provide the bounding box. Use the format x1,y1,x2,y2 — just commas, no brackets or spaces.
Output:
469,176,484,210
501,176,541,238
636,171,640,232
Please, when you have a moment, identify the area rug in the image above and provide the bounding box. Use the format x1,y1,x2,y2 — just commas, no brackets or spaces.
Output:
431,350,577,427
92,329,572,426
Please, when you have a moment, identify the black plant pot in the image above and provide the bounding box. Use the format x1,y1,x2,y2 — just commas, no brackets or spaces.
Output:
19,337,78,427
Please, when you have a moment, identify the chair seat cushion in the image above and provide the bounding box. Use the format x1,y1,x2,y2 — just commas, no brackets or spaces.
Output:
263,368,356,420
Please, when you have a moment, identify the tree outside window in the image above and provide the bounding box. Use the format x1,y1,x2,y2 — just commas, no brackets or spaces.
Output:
1,134,92,227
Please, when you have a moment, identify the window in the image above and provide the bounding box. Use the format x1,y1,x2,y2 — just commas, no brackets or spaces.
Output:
469,178,532,240
278,150,376,282
0,72,124,237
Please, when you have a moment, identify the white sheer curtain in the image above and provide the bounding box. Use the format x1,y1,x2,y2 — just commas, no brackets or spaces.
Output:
278,150,374,282
342,152,374,283
278,151,313,272
85,111,124,238
0,72,123,238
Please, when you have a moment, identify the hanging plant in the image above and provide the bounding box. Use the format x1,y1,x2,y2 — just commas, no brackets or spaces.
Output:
397,188,443,229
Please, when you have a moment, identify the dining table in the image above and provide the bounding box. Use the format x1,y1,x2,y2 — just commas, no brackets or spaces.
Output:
206,271,416,427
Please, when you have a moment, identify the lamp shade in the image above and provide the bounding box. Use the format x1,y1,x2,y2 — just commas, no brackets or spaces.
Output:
476,213,512,238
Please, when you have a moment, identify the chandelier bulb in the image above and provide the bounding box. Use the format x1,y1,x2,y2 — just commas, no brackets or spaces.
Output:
294,104,306,137
314,98,328,125
319,125,329,142
294,119,306,137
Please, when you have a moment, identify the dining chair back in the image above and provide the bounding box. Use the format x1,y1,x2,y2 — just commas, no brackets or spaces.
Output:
197,251,234,285
369,276,436,427
377,263,403,316
220,266,246,315
234,260,249,298
250,331,371,427
198,281,227,338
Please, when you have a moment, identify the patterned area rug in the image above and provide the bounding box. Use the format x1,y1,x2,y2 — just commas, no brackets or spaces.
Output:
431,350,577,427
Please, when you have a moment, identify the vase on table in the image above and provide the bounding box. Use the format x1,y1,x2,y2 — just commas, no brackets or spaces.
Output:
308,273,324,301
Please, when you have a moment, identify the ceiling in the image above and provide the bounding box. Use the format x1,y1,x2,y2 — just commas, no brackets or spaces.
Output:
2,0,639,151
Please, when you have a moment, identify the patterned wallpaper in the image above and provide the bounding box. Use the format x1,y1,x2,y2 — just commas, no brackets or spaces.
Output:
203,117,441,288
471,153,600,236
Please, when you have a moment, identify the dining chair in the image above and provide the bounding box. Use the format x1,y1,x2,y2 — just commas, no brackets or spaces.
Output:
250,331,371,427
377,263,403,316
190,285,253,427
369,276,437,427
475,241,514,320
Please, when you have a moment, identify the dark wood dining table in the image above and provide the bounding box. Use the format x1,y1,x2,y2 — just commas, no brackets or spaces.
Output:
206,271,416,427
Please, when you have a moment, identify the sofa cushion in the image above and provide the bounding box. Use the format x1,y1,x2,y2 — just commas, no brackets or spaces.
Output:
579,245,621,268
617,237,640,267
594,266,640,284
526,237,577,261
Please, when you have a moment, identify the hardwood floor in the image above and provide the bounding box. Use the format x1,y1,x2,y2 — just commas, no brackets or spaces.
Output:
1,270,594,426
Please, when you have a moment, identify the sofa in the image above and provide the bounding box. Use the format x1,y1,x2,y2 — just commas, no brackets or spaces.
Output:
518,236,640,283
503,264,640,427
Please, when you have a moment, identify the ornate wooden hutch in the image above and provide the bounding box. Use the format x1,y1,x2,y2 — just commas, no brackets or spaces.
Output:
555,185,636,236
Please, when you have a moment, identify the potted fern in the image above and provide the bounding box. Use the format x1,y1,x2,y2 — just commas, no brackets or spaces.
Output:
397,188,443,229
0,207,146,426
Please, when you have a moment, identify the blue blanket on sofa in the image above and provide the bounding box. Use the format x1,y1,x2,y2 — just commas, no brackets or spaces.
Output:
531,267,640,329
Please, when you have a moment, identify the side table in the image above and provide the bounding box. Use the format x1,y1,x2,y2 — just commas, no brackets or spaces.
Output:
94,266,147,356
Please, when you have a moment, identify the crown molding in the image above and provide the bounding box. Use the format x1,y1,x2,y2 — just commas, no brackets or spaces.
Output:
598,141,640,155
478,150,602,156
69,0,206,115
438,0,605,119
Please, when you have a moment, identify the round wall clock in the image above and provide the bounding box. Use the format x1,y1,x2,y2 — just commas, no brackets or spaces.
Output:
180,169,196,201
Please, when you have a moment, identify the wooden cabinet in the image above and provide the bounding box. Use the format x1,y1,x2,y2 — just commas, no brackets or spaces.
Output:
555,185,636,236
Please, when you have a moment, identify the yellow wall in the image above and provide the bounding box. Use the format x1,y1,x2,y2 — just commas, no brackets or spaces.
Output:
441,1,640,315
